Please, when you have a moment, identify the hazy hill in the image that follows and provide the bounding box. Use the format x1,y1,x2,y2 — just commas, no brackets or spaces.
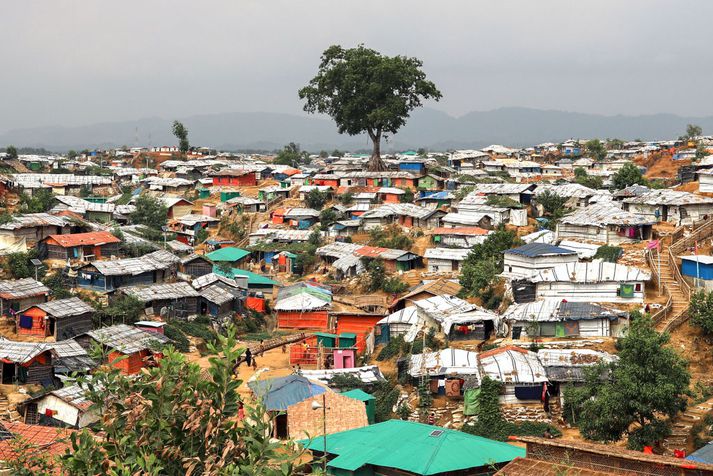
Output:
2,107,713,152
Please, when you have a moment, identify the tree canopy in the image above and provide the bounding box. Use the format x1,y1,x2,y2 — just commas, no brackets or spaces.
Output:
5,145,18,160
131,195,168,229
573,167,604,189
612,162,647,190
460,228,521,298
305,188,329,210
690,290,713,335
566,316,689,449
585,139,607,162
299,44,441,171
274,142,306,166
10,328,302,475
172,120,190,154
686,123,703,140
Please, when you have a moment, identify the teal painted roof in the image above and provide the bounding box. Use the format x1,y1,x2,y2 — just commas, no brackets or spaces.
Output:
214,266,278,286
301,419,523,475
341,389,375,402
206,247,251,262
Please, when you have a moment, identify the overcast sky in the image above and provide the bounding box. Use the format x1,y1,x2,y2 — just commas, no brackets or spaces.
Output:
2,0,713,132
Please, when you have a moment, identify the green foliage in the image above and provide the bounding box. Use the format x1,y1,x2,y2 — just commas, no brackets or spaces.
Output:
376,335,407,361
690,290,713,335
172,120,190,154
5,145,18,160
569,317,689,448
4,250,44,279
0,212,12,225
593,245,623,263
454,185,475,201
486,195,523,209
696,143,708,161
194,227,209,245
305,188,329,210
383,276,408,294
19,189,56,213
399,187,415,203
537,189,569,219
686,124,703,140
163,324,190,352
585,139,607,162
607,138,625,150
574,167,604,189
172,317,218,344
96,295,145,326
462,376,560,441
459,228,521,297
274,142,306,166
130,195,168,229
299,44,442,166
612,162,647,190
368,225,413,250
338,191,354,206
410,328,442,354
13,327,303,475
42,272,72,299
361,258,408,294
319,208,339,229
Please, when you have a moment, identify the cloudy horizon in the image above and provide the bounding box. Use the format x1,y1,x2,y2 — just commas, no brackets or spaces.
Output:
3,0,713,133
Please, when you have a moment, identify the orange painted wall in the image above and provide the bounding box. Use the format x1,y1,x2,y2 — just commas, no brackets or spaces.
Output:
17,307,47,337
277,311,329,330
335,314,383,353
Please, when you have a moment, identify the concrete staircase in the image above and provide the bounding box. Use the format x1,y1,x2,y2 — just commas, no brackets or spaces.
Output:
662,398,713,455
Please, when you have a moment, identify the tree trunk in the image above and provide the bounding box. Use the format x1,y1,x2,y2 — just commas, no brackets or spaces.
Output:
367,128,387,172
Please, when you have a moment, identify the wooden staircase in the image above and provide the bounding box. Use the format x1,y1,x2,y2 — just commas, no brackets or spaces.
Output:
652,248,690,333
649,216,713,333
0,395,21,423
662,398,713,455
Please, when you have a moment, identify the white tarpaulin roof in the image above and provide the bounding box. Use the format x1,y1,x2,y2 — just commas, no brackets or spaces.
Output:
479,347,548,384
409,348,481,381
377,307,419,326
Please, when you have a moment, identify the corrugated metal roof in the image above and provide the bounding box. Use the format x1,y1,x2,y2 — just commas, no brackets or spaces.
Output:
623,189,713,206
424,248,471,261
85,324,170,354
200,283,240,305
47,231,120,248
0,213,70,231
0,278,50,299
504,243,578,258
192,273,247,290
11,174,112,187
31,297,95,318
299,365,385,385
89,250,180,276
559,203,654,227
528,259,650,283
0,339,55,364
503,298,626,322
360,203,434,220
121,282,200,302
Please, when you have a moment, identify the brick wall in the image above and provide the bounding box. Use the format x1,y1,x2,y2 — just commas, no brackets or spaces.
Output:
287,391,368,440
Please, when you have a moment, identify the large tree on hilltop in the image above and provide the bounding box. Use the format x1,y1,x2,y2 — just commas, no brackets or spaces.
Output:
299,45,442,172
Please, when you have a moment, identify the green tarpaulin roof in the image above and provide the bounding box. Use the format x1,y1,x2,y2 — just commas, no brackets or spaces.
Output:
301,419,523,475
341,389,375,402
206,247,251,262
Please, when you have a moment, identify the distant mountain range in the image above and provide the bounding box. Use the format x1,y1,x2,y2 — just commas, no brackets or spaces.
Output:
3,107,713,153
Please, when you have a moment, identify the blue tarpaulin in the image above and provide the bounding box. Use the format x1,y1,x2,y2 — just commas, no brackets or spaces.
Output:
248,375,325,411
19,315,33,329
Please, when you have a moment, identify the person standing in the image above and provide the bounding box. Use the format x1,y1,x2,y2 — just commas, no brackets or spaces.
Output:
245,348,252,367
